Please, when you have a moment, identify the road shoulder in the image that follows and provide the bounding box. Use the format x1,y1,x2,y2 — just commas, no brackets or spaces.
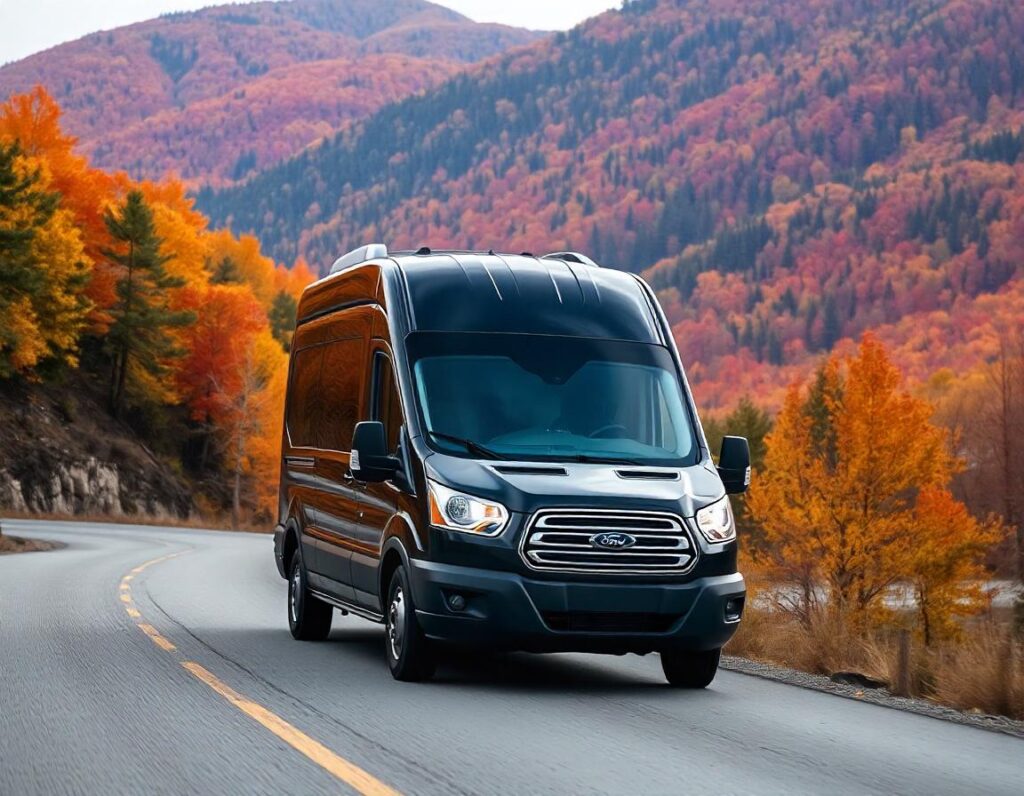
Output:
722,655,1024,739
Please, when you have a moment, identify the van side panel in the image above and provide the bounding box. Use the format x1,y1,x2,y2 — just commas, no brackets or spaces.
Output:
282,315,338,574
309,306,373,595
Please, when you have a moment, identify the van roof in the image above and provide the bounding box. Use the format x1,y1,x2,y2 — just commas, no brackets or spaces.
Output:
393,251,664,343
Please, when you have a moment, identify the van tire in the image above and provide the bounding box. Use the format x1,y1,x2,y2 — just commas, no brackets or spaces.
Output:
288,557,332,641
661,648,721,688
385,565,436,682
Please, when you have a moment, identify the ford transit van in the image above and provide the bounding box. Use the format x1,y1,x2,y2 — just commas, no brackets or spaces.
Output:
273,245,749,686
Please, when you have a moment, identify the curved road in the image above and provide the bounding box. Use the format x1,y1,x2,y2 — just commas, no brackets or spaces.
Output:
1,519,1021,795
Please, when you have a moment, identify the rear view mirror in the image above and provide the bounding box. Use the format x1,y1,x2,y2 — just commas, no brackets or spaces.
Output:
351,421,400,483
717,436,751,495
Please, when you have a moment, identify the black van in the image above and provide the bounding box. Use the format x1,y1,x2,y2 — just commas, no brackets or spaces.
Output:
273,246,749,686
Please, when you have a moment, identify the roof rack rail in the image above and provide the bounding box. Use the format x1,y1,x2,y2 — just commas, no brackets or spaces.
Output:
541,251,600,268
329,243,388,275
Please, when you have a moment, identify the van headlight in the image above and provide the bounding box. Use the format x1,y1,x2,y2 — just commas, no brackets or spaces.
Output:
694,496,735,543
427,479,509,536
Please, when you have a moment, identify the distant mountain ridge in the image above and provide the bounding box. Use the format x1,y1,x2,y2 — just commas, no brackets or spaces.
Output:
0,0,544,185
198,0,1024,409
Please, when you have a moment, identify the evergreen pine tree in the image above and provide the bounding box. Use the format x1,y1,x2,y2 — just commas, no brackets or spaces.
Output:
0,142,60,377
103,190,194,416
210,255,243,284
822,294,842,349
268,290,297,352
702,396,773,548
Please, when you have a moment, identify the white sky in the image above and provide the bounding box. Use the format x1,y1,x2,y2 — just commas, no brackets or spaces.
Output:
0,0,620,64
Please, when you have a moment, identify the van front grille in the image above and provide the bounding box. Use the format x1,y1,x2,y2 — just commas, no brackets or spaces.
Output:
520,509,696,574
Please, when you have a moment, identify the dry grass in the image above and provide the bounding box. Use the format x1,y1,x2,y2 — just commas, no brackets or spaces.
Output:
727,606,1024,720
931,626,1024,719
728,606,885,679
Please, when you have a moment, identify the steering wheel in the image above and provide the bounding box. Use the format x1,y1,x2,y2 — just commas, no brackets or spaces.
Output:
588,424,629,439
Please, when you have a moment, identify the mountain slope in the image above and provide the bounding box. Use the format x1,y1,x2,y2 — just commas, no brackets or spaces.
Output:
89,54,461,185
200,0,1024,409
0,0,544,185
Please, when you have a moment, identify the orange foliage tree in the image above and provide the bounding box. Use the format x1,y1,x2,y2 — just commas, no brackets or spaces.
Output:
0,87,117,331
175,285,287,523
749,335,995,640
232,331,289,523
176,285,266,438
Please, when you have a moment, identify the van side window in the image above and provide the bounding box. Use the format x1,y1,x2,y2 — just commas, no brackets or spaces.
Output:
373,353,403,453
319,337,364,451
286,345,325,448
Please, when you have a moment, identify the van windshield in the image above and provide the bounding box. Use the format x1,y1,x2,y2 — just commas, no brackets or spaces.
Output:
407,333,699,466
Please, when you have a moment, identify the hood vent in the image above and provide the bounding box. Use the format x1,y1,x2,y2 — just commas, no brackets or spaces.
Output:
494,465,569,477
615,469,680,481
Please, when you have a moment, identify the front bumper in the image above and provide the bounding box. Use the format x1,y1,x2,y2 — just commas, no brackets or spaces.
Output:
408,558,745,655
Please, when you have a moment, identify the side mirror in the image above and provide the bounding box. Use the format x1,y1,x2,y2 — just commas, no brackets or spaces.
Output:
717,436,751,495
351,421,400,483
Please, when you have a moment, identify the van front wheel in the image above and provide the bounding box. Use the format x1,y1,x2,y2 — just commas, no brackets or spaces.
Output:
661,648,721,688
385,565,436,682
288,557,332,641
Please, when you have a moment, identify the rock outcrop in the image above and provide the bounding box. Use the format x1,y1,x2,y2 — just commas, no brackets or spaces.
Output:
0,457,186,517
0,378,195,520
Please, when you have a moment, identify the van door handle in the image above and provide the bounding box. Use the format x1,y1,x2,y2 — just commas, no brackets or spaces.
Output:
285,456,315,468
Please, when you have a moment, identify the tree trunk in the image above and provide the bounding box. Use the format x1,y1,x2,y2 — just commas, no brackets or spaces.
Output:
199,424,211,472
231,458,241,531
111,242,135,419
112,349,128,419
894,629,912,696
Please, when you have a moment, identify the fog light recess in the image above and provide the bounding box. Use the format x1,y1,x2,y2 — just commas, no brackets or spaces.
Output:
724,596,745,623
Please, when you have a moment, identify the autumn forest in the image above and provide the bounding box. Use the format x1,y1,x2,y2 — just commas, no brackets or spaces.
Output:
0,88,309,524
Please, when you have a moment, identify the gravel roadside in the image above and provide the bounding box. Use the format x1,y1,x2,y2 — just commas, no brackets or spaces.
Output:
722,655,1024,739
0,533,61,555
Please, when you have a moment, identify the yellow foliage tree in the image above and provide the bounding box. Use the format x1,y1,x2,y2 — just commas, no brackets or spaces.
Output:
0,146,91,375
749,335,989,638
28,204,93,367
206,230,277,307
245,333,288,520
221,330,288,526
139,179,211,290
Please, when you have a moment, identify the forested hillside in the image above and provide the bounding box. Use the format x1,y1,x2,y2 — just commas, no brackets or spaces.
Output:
201,0,1024,410
0,0,543,186
0,88,312,524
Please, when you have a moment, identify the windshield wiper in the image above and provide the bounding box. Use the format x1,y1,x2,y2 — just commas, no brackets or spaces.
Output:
427,430,504,460
564,453,642,466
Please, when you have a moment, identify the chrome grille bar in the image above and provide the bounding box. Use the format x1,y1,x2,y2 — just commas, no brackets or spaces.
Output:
520,509,697,575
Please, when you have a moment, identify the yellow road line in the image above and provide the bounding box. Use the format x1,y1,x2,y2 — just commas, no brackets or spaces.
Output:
137,622,176,652
182,662,400,796
119,552,184,651
117,551,402,796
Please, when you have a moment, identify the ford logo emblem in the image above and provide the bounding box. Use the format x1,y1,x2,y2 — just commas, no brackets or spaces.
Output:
590,532,637,550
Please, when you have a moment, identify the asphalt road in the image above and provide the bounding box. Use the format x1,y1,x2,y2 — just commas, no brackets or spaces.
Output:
2,519,1022,795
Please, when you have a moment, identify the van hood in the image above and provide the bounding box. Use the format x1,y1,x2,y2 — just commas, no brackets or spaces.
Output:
423,453,725,518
